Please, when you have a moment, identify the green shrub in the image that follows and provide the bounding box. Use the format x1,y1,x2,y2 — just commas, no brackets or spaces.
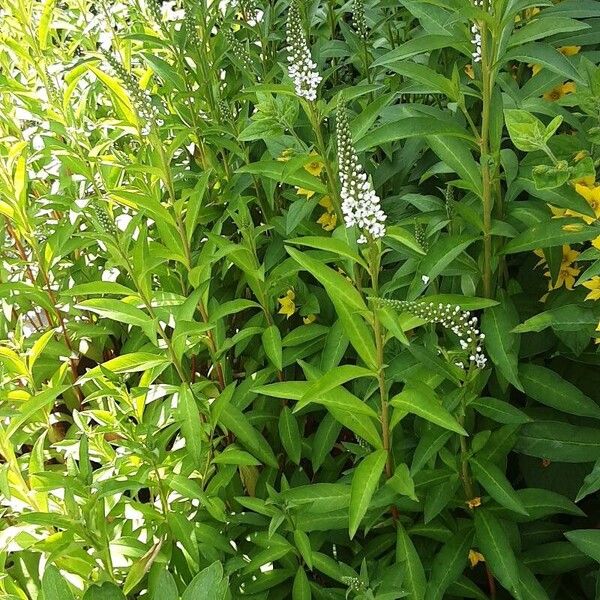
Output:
1,0,600,598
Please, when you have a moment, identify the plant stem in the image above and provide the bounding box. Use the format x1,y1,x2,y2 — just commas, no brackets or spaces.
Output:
369,245,393,479
480,9,493,299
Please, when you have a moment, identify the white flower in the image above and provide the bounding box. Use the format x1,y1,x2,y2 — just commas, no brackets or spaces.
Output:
471,0,485,63
286,1,321,101
371,299,487,369
421,275,430,285
336,103,386,243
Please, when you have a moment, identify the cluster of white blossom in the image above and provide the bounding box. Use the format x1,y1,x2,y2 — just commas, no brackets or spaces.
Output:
471,0,483,63
336,103,386,243
352,0,368,41
286,1,321,101
373,299,487,369
102,51,163,135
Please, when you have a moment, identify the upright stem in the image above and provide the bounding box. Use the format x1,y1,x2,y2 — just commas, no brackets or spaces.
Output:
480,7,494,298
369,245,393,479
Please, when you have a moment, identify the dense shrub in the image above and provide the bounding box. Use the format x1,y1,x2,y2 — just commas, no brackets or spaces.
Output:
1,0,600,597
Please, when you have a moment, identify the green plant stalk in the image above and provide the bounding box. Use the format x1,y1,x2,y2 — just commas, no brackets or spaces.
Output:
368,244,393,479
480,11,494,299
362,41,372,85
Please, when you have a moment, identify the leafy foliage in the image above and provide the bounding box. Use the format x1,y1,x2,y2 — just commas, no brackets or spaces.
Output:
1,0,600,598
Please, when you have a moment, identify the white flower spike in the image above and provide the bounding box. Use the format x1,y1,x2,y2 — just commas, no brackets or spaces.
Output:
286,1,322,101
336,102,386,243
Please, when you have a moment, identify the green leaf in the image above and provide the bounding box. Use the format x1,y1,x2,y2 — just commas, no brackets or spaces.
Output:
474,510,522,600
297,365,376,407
293,530,313,570
508,17,589,47
481,300,523,391
356,117,474,151
390,382,467,435
503,43,583,84
519,364,600,419
408,234,477,299
512,304,598,333
42,565,75,600
148,568,178,600
311,413,342,472
387,62,458,100
182,561,226,600
504,109,547,152
502,219,600,254
386,463,418,501
279,406,302,465
238,161,327,194
82,583,126,600
177,385,204,468
470,456,529,515
469,397,531,424
516,488,585,520
564,530,600,563
396,523,427,600
262,325,283,371
38,0,55,50
213,446,261,466
79,352,169,382
373,34,470,66
522,541,592,574
349,450,387,539
576,460,600,502
285,246,366,313
287,236,368,268
515,421,600,462
61,281,136,297
425,529,474,600
286,246,377,369
77,298,155,339
292,568,311,600
328,405,383,448
219,403,278,468
427,136,483,196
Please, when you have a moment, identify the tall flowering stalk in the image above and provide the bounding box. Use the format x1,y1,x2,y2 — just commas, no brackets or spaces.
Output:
336,103,386,244
286,0,321,101
373,298,487,370
102,51,162,135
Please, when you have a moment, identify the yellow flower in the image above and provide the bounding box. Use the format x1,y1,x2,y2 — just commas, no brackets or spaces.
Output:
543,82,576,102
317,210,337,231
466,497,481,510
593,236,600,250
296,187,316,199
303,314,316,325
546,245,580,290
575,183,600,221
319,195,334,212
277,148,294,162
304,152,324,177
277,290,296,318
515,7,540,22
582,277,600,301
559,46,581,57
469,550,485,568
